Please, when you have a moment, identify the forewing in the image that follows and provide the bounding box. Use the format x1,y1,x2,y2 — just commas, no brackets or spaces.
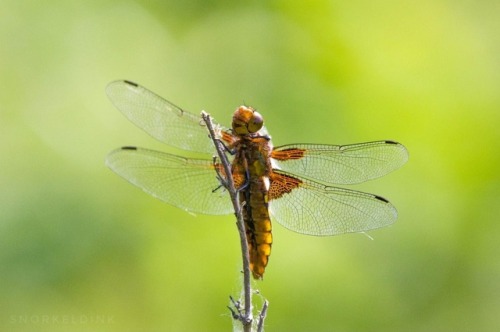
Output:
106,80,227,154
271,140,408,185
106,147,233,215
268,170,397,236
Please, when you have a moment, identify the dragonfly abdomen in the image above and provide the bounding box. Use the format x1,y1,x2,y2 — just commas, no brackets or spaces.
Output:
241,178,273,279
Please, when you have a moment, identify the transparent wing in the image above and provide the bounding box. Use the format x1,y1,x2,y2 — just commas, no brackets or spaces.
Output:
106,147,233,215
268,170,397,236
271,140,408,185
106,80,226,154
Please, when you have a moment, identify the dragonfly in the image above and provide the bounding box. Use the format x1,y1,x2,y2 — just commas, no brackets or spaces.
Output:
105,80,408,279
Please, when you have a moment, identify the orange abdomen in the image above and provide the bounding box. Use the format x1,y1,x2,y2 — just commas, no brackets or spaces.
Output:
241,179,273,279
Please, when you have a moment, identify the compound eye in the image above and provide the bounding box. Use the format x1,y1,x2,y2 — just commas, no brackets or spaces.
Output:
232,106,264,135
247,111,263,133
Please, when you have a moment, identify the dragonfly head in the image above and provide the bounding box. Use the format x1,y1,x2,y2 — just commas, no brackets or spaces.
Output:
232,106,264,136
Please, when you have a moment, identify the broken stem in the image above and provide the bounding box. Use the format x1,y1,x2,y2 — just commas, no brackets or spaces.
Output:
256,300,269,332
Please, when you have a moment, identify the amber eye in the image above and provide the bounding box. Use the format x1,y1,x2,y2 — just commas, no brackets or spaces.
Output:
247,111,264,133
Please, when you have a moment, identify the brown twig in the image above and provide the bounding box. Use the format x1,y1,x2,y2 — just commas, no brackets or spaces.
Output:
256,300,269,332
201,112,253,331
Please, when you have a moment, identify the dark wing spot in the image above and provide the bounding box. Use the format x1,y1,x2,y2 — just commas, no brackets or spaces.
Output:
374,195,389,203
121,146,138,150
123,80,139,87
385,140,398,145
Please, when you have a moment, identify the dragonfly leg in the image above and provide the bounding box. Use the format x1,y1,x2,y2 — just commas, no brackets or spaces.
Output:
235,166,251,193
211,155,248,192
253,134,271,141
212,156,230,189
216,138,236,155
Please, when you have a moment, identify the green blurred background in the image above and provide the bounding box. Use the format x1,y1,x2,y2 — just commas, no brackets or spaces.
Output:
1,1,499,331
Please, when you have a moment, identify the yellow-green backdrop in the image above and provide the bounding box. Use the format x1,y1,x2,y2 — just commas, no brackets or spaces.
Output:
1,1,499,331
